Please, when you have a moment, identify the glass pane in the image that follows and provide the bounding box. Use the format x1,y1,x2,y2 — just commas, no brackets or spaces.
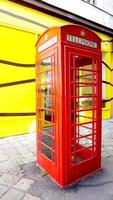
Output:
77,71,96,83
79,86,96,96
44,97,52,108
44,111,55,122
78,137,92,147
42,126,55,136
76,123,94,136
41,57,51,68
78,98,96,109
41,144,52,160
75,57,95,69
42,135,52,147
44,71,51,84
71,97,96,111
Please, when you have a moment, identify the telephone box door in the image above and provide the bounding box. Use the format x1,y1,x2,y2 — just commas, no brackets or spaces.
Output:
65,47,102,184
36,48,59,182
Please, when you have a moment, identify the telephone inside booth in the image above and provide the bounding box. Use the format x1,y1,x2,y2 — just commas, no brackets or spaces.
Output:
35,25,102,187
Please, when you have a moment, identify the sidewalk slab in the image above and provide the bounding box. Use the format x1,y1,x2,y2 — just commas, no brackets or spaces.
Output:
0,174,22,187
0,188,24,200
14,177,34,191
23,194,41,200
0,184,9,198
0,119,113,200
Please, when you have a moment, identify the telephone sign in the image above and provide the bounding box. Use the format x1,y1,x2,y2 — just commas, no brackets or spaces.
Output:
67,34,97,48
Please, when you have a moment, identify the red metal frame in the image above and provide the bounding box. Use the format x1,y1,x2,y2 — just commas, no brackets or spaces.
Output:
35,25,102,187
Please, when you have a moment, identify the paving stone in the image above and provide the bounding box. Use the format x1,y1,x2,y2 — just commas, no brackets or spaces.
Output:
21,159,35,165
0,188,24,200
14,177,34,191
8,153,24,161
0,161,16,174
5,148,18,156
0,154,8,162
0,173,22,187
23,194,41,200
21,156,35,164
106,146,113,150
23,152,35,158
0,171,3,176
21,140,32,146
16,147,29,155
0,159,23,173
21,162,40,180
12,143,24,150
0,184,9,198
102,153,111,158
0,140,9,145
2,144,14,150
0,149,5,154
8,139,20,144
26,143,35,150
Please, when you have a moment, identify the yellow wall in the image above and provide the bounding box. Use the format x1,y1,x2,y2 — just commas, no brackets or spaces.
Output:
98,33,112,119
0,25,36,137
110,52,113,118
0,0,112,137
0,0,68,137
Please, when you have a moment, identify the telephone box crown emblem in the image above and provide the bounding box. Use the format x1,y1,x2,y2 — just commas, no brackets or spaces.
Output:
80,30,86,37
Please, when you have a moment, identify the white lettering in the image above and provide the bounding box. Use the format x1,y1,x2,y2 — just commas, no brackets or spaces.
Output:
67,34,97,49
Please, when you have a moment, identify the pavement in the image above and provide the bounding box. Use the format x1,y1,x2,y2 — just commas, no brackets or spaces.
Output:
0,119,113,200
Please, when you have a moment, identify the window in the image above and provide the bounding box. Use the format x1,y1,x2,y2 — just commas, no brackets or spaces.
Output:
83,0,95,5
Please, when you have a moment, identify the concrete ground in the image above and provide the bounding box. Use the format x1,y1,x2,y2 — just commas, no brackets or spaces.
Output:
0,119,113,200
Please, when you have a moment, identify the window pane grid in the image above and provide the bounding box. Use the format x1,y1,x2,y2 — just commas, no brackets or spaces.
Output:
37,55,56,163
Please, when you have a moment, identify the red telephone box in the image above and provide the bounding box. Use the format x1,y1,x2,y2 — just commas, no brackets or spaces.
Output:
35,25,102,187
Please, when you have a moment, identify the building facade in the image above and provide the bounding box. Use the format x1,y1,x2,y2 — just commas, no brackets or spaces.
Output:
0,0,113,137
41,0,113,29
